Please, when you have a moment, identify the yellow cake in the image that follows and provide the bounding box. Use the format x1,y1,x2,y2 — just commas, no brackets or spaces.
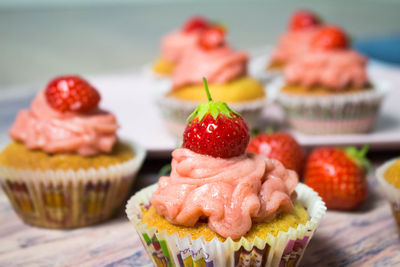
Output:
153,58,175,75
167,76,265,102
281,83,372,96
384,158,400,188
0,141,134,171
142,202,309,242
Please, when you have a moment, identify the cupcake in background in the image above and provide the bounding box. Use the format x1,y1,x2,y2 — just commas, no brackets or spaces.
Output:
376,157,400,237
268,9,322,71
153,15,211,76
0,75,145,228
158,25,266,137
127,79,326,267
277,25,386,135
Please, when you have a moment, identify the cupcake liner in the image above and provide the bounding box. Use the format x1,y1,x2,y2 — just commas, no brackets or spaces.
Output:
248,49,282,83
376,158,400,235
126,183,326,267
0,142,146,229
275,78,388,135
157,96,267,139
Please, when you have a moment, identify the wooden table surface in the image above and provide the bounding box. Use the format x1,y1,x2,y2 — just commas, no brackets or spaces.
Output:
1,154,400,267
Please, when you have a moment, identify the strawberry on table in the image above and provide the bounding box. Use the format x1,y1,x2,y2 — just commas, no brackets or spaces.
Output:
45,75,100,113
304,146,369,210
246,132,305,176
182,77,249,158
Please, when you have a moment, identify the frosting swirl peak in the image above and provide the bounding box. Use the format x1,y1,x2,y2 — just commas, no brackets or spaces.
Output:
284,50,368,90
172,45,248,89
9,91,118,156
151,148,298,239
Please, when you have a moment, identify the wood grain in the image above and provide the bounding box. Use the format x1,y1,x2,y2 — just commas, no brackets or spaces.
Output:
0,167,399,266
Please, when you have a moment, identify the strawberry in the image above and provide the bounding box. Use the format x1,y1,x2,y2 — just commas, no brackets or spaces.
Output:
311,25,348,50
246,132,305,176
304,146,369,210
289,9,321,31
198,26,226,50
45,75,101,113
182,15,210,33
182,78,249,158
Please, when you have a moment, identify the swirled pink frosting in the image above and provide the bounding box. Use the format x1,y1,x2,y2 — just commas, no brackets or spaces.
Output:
161,30,201,63
151,148,298,239
284,50,369,90
271,28,319,64
9,91,119,156
172,45,248,89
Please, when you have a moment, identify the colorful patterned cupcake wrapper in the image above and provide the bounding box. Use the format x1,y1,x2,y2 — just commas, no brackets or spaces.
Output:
0,142,146,229
274,79,388,134
126,183,326,267
157,96,267,138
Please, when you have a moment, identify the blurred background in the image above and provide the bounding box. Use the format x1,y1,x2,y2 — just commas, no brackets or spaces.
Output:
1,0,400,89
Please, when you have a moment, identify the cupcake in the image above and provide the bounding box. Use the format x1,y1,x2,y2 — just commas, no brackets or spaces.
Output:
127,79,326,267
152,15,211,76
268,10,322,71
158,26,266,138
276,25,386,135
0,75,145,228
376,157,400,237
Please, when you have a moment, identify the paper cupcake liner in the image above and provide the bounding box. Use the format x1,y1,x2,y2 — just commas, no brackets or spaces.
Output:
0,142,146,229
276,80,387,135
248,49,282,83
157,96,267,139
126,183,326,267
376,158,400,236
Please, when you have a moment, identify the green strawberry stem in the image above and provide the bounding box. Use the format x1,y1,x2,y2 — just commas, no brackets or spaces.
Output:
186,77,240,123
203,77,213,102
345,145,370,171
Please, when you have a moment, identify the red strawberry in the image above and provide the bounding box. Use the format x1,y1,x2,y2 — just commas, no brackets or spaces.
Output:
198,26,226,50
289,9,321,31
182,78,249,158
311,25,348,50
304,146,369,210
45,75,101,113
182,15,210,33
246,132,305,176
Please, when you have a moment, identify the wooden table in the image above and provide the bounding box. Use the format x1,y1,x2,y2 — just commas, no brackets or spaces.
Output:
1,154,400,267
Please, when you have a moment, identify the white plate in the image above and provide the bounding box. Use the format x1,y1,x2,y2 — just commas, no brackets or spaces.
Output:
1,56,400,157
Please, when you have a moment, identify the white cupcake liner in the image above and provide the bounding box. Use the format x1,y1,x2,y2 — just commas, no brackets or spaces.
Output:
157,96,267,139
0,142,146,228
248,48,282,83
126,182,326,267
274,78,388,135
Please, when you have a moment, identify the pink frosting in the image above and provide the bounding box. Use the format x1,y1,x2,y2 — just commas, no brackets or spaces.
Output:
9,91,119,156
172,45,248,89
284,50,369,90
161,30,201,63
271,28,319,64
151,148,298,239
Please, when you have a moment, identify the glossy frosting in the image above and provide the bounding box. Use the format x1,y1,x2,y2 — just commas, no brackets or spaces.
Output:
172,45,248,89
151,148,298,239
9,91,118,156
161,30,201,63
270,28,319,64
284,50,368,90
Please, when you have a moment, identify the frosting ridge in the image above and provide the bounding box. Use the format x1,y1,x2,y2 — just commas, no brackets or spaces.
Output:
9,91,118,156
284,50,368,90
161,30,201,63
151,148,298,239
172,45,248,89
271,28,319,64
